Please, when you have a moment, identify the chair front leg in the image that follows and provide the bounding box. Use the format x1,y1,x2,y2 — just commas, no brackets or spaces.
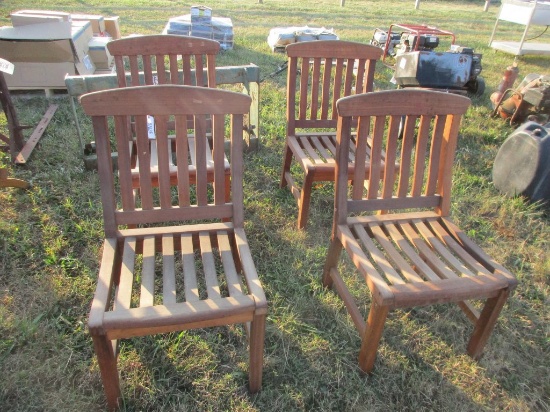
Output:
92,334,121,411
248,313,267,393
358,301,389,374
467,288,510,360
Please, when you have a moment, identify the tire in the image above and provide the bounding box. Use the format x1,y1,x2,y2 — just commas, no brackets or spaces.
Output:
466,76,486,97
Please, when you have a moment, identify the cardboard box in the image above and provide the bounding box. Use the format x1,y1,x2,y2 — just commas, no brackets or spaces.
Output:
0,20,95,88
0,21,93,64
5,62,85,88
88,36,113,69
104,16,121,39
190,5,212,24
10,9,71,23
10,13,65,27
71,14,105,34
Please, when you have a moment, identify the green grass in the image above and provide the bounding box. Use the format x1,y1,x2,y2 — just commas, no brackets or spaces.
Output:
1,0,549,410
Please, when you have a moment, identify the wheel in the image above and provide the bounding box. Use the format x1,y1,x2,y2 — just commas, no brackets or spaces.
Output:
466,76,486,97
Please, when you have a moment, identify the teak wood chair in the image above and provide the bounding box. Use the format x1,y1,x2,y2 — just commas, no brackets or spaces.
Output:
322,89,517,373
279,40,385,229
81,85,267,410
107,35,230,197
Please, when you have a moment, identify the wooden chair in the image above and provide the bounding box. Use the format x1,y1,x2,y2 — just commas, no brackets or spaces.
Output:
322,89,517,373
81,85,267,410
107,35,230,197
279,40,385,229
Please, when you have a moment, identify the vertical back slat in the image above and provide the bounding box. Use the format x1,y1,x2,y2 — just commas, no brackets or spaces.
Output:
425,114,448,196
195,54,205,87
155,54,167,84
169,54,179,84
175,114,191,206
397,114,418,198
351,117,369,200
364,59,376,93
212,114,226,205
114,116,135,211
299,57,309,120
366,115,385,199
206,54,216,87
411,114,433,197
143,55,153,85
155,115,172,208
182,56,192,85
332,58,345,117
114,55,127,87
343,57,354,97
129,56,141,86
320,58,333,119
194,114,208,206
310,57,321,120
135,114,154,209
381,115,400,199
355,58,366,94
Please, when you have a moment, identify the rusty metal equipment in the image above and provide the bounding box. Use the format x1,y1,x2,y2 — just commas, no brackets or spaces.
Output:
492,73,550,125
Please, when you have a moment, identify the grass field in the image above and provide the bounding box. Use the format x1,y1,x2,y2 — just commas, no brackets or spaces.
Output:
1,0,549,410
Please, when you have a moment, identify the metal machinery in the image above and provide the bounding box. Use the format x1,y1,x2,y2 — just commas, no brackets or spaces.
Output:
371,24,485,96
492,73,550,125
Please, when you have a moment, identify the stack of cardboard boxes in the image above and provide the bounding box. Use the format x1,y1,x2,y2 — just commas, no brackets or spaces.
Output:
0,10,121,89
165,6,234,51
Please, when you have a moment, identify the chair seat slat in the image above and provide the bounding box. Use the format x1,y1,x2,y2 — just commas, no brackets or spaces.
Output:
115,237,136,311
200,231,222,300
354,224,405,285
369,224,424,284
217,231,244,297
414,220,477,278
162,234,177,304
384,222,441,282
140,235,156,307
181,233,200,302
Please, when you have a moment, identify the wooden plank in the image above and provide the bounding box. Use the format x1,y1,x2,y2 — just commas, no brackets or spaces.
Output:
15,104,58,164
200,231,221,300
354,223,405,285
370,223,424,283
162,234,177,304
181,233,199,302
217,231,243,297
114,237,136,311
140,235,156,307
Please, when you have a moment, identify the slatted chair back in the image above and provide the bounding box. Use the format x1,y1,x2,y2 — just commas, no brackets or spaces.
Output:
81,85,249,237
286,40,382,135
108,34,219,88
334,89,471,223
280,40,385,229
